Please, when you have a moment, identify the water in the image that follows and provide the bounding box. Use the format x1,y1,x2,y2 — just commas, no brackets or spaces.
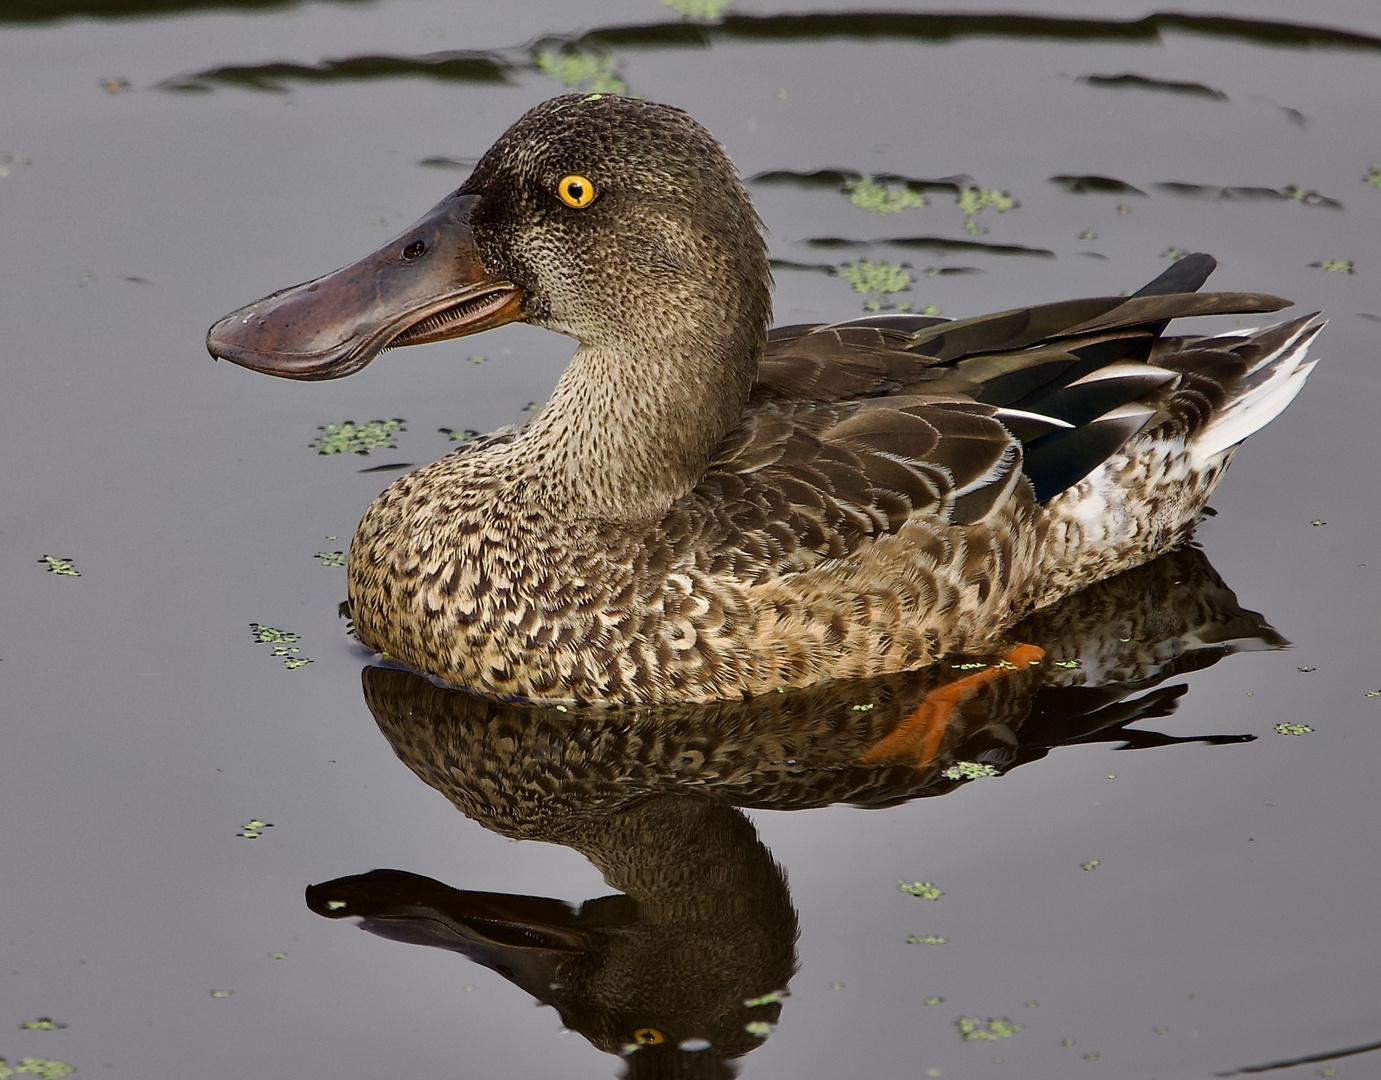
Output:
3,2,1379,1077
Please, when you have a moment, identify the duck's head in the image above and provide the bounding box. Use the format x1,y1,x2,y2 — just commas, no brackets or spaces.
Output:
207,95,772,380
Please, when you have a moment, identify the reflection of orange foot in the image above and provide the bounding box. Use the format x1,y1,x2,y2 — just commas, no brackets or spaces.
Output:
859,644,1046,769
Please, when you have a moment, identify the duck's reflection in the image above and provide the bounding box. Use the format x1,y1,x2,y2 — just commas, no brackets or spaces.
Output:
307,547,1282,1076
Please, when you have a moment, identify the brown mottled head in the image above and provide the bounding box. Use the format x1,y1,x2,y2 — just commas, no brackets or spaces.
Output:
207,95,772,379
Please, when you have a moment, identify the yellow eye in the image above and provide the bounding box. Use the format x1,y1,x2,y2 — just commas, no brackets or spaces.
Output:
557,174,597,208
632,1028,665,1045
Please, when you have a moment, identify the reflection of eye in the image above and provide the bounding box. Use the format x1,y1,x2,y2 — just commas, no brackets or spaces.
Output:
632,1028,665,1045
557,174,597,208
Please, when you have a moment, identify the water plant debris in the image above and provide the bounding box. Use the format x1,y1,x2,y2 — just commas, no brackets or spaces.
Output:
314,419,404,455
957,1016,1022,1041
249,624,313,669
0,1061,75,1079
943,761,999,779
536,49,625,94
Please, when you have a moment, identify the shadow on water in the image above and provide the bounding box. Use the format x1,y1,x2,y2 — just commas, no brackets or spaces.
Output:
108,8,1381,92
0,0,365,22
13,0,1381,48
308,546,1279,1077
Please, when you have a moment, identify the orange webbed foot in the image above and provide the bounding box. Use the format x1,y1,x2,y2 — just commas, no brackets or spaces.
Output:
859,644,1046,770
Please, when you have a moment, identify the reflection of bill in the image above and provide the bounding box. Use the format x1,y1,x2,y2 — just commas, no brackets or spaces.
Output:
309,546,1279,1074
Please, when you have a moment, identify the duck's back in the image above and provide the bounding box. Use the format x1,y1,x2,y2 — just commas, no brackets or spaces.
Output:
646,257,1317,696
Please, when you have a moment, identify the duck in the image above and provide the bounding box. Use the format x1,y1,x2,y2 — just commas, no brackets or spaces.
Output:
207,93,1319,707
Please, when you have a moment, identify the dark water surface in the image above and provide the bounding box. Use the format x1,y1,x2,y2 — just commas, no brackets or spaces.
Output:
3,1,1380,1077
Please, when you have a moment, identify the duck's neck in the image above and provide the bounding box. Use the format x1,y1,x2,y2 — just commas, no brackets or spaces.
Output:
511,322,762,523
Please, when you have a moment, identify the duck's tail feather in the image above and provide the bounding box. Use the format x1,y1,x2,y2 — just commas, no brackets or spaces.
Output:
1188,317,1322,468
1131,252,1217,298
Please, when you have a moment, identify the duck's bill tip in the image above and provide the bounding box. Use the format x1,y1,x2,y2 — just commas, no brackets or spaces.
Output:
206,281,526,381
206,300,378,381
205,193,525,381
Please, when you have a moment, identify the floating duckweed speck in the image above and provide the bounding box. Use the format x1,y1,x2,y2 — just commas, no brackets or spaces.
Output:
660,0,731,19
906,935,947,944
19,1018,67,1031
837,259,915,311
851,703,875,711
1275,723,1313,736
250,624,313,669
38,556,80,577
1367,165,1381,191
440,427,480,442
315,551,346,567
743,991,785,1007
924,996,944,1006
943,761,998,779
1081,859,1100,871
250,624,297,645
314,419,405,455
1310,259,1354,273
956,187,1015,235
744,1020,773,1038
0,153,34,179
957,1016,1022,1042
210,990,232,999
898,881,943,900
237,819,273,838
535,49,626,94
846,176,927,214
2,1058,76,1079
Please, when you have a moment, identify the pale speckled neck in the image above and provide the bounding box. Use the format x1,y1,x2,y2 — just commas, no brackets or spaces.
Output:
507,329,759,523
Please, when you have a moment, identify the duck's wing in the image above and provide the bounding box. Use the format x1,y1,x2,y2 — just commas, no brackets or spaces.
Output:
692,260,1293,577
689,392,1045,582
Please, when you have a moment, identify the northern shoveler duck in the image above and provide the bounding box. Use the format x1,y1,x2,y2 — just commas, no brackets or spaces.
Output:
207,94,1319,707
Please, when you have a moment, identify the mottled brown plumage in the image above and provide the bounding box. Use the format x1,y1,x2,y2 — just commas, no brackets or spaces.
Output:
208,94,1320,705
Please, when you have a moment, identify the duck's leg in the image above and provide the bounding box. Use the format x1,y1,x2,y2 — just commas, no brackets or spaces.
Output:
859,645,1046,769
